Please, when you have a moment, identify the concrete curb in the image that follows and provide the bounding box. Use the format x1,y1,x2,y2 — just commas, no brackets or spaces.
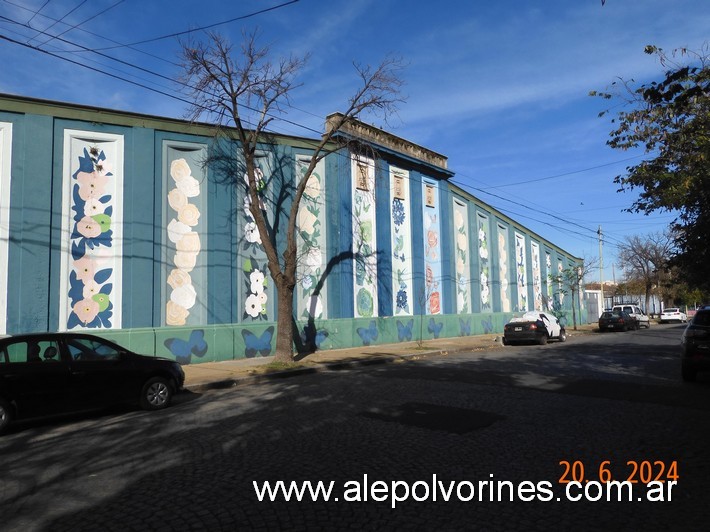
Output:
183,349,448,393
182,327,596,394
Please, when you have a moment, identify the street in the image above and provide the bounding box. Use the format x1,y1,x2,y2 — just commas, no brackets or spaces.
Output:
1,324,708,531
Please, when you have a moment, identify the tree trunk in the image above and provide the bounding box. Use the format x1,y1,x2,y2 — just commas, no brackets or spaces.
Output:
273,280,295,363
571,288,578,330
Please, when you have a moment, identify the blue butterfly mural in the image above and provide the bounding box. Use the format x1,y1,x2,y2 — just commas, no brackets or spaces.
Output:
459,318,472,336
242,326,275,358
428,318,444,339
357,320,378,346
397,319,414,342
300,325,329,350
164,329,208,365
481,316,494,334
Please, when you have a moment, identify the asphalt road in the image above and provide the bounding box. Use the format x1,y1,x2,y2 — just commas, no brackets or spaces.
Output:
1,323,707,531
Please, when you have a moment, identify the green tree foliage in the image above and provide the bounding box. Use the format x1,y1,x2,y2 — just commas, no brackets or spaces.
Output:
591,45,710,291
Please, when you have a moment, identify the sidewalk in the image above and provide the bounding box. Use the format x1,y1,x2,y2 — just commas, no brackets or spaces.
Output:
181,326,596,392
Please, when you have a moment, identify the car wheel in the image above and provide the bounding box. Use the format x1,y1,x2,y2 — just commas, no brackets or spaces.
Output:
681,365,697,382
0,398,12,435
558,330,567,342
140,377,173,411
502,336,508,346
538,334,548,345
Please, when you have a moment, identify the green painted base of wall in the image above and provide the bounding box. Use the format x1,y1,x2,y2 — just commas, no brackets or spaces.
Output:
89,308,582,365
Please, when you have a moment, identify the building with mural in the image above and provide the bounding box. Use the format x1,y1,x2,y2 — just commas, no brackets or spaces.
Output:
0,94,584,364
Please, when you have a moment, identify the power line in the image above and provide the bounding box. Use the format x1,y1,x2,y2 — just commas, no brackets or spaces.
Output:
89,0,300,51
26,0,51,27
27,0,87,45
35,0,126,48
479,154,645,190
0,9,665,257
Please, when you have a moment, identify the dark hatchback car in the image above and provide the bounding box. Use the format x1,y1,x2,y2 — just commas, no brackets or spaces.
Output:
598,310,639,332
681,308,710,381
0,332,184,434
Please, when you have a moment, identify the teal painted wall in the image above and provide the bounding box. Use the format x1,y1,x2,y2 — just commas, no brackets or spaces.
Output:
0,98,586,358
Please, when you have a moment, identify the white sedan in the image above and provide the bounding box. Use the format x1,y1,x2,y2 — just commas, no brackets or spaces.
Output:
660,308,688,323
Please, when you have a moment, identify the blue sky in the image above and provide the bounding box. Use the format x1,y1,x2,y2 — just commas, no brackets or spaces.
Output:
1,0,708,282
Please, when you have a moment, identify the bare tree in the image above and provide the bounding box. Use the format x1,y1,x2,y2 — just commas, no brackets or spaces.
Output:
617,231,674,311
549,258,598,330
179,30,404,362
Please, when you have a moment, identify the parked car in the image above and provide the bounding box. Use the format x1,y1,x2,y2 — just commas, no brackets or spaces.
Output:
0,332,184,434
598,310,639,332
681,308,710,382
611,304,651,328
503,311,567,345
660,308,688,323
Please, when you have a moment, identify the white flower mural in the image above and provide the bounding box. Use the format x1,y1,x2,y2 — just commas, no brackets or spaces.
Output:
166,158,201,326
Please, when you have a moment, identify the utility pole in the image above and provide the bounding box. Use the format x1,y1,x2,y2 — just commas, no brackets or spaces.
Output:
598,225,604,313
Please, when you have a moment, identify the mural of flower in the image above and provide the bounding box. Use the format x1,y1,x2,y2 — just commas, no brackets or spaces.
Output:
76,170,109,201
245,294,262,318
392,198,405,227
171,284,197,310
304,174,321,199
298,207,317,234
77,216,102,239
174,251,197,272
356,288,374,317
74,256,96,283
244,222,261,244
84,198,105,216
427,230,438,252
430,291,441,315
499,228,510,312
478,215,491,311
243,258,268,320
67,146,115,330
73,298,99,325
250,269,266,294
396,287,408,311
167,219,190,243
171,159,200,197
176,232,201,253
305,295,323,318
165,158,202,326
170,159,192,181
454,210,464,229
168,188,187,212
178,203,201,226
166,300,189,326
83,280,101,299
167,268,192,290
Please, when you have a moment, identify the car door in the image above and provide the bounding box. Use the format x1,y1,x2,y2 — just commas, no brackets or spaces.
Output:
64,336,136,407
540,313,560,337
0,338,71,417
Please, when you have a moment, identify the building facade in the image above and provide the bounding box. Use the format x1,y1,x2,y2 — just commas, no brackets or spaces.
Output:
0,94,584,363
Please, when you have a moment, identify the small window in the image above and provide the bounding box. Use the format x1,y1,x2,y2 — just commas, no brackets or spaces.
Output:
393,174,405,200
66,337,121,361
4,340,60,363
425,185,436,208
356,163,369,191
